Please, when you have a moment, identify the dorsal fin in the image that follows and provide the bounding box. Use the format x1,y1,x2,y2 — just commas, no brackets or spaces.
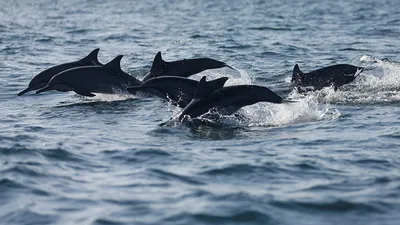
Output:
194,76,215,99
104,55,123,72
292,64,304,85
81,48,100,65
206,77,228,92
149,52,165,77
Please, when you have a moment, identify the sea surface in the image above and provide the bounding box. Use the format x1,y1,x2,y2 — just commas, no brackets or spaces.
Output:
1,0,399,224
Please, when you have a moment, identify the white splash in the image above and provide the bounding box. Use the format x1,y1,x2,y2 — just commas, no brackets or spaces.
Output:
79,93,137,102
285,56,400,105
170,69,340,127
240,96,340,127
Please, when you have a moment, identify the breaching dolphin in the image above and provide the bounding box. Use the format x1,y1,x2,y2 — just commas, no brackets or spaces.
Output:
291,64,364,92
142,52,234,82
18,48,102,96
178,76,285,120
36,55,141,97
127,76,229,108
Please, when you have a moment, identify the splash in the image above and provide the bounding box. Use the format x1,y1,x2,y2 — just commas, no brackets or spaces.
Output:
77,92,137,102
166,69,340,128
189,67,253,85
240,96,340,127
286,56,400,105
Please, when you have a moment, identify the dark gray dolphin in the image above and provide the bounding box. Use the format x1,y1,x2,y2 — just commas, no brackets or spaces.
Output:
142,52,235,82
178,76,284,120
36,55,141,97
18,48,102,96
291,64,364,92
127,76,229,108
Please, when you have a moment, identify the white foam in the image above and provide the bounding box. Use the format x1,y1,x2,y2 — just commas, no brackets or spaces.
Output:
169,69,340,127
189,67,253,86
240,96,340,127
78,92,137,102
285,56,400,105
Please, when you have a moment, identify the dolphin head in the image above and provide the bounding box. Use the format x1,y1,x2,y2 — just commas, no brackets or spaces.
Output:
18,76,48,96
35,74,71,94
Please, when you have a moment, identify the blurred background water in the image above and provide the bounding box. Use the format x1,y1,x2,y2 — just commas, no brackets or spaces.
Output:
0,0,399,224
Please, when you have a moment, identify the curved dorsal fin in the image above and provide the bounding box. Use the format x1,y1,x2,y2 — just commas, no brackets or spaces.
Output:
81,48,100,65
194,76,210,99
149,52,165,77
206,77,228,92
104,55,123,72
292,64,304,85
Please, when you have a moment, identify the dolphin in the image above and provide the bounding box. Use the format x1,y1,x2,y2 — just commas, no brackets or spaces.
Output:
36,55,141,97
127,76,229,108
18,48,102,96
291,64,364,92
178,76,285,120
142,52,235,82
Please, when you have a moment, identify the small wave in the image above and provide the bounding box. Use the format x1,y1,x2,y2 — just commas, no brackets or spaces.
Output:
0,178,26,190
1,164,44,178
248,26,292,31
270,199,386,214
164,210,275,225
349,158,396,171
199,163,282,177
148,168,204,185
39,148,84,162
92,218,125,225
0,177,49,198
106,148,171,165
0,138,37,153
0,209,58,225
134,148,171,157
65,28,96,34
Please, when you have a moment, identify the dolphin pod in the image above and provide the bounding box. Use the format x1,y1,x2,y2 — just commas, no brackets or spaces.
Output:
19,49,233,97
18,49,367,123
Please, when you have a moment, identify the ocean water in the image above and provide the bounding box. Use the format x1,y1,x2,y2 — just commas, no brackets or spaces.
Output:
1,0,399,224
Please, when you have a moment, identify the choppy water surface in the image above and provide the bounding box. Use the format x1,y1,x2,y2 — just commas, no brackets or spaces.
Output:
1,0,399,224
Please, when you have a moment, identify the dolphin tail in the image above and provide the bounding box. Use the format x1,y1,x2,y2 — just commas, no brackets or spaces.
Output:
81,48,101,65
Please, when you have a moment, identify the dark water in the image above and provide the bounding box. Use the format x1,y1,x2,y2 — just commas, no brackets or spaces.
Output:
1,0,400,224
